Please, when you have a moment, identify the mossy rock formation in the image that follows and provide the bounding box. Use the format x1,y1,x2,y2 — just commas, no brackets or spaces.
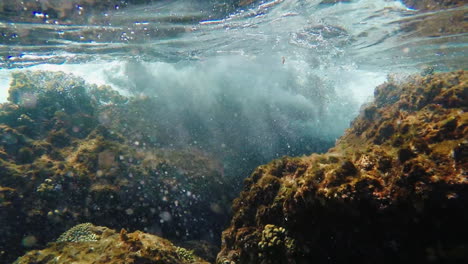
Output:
0,71,230,263
14,223,209,264
217,71,468,264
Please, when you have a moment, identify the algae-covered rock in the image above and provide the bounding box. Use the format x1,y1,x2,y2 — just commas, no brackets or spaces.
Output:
14,223,210,264
0,71,229,263
217,71,468,264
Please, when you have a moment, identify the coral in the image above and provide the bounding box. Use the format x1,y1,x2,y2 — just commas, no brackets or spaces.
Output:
14,224,209,264
217,71,468,264
176,247,196,262
177,240,220,263
56,223,99,243
36,178,55,193
257,224,295,259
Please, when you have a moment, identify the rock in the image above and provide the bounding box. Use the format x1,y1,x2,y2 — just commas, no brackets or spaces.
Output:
0,71,230,263
217,71,468,264
14,223,209,264
392,1,467,42
402,0,466,11
397,7,466,39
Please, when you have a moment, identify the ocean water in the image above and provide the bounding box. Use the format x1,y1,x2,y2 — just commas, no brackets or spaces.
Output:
0,0,467,262
3,0,465,163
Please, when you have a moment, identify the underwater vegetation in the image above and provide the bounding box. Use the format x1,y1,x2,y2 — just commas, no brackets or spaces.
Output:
8,69,467,264
6,69,467,264
217,70,468,264
14,223,209,264
0,71,231,263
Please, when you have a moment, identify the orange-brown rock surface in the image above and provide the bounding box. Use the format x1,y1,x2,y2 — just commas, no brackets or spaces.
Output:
14,223,209,264
217,71,467,264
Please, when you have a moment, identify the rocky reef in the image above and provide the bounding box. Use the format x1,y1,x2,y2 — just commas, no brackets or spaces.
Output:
217,71,467,264
6,69,467,264
14,223,209,264
0,71,230,263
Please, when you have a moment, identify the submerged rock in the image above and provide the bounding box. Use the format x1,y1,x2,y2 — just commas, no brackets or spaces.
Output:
402,0,466,11
0,71,230,263
217,71,468,264
397,7,466,39
14,223,209,264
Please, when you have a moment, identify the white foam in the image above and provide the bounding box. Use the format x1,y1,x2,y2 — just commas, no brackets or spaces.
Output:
0,61,125,103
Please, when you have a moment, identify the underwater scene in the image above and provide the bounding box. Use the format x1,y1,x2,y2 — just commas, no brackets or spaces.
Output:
0,0,466,263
